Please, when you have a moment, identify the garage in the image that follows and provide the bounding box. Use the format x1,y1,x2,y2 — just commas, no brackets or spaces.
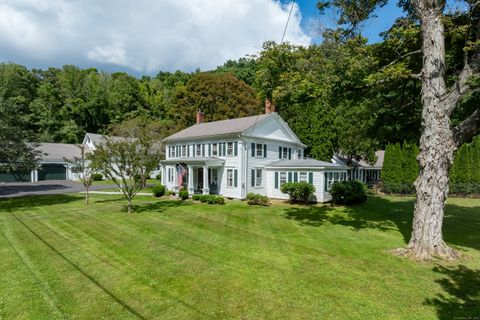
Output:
0,171,31,182
38,164,67,181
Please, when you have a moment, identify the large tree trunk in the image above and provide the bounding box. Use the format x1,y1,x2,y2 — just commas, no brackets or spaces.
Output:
400,5,459,260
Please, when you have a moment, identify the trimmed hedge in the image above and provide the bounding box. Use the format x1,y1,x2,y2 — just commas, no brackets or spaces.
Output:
192,194,225,204
179,189,189,200
280,182,315,204
92,173,103,181
330,180,367,205
152,185,166,197
246,193,269,206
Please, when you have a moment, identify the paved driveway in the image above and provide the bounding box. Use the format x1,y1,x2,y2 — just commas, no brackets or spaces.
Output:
0,180,119,198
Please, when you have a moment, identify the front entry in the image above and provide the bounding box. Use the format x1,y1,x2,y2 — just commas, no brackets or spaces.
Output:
196,168,203,192
208,168,218,194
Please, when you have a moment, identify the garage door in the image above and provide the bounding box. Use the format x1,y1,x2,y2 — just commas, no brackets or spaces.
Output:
0,171,31,182
38,164,67,181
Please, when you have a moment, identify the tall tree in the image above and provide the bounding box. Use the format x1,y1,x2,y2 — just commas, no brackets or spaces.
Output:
317,0,480,259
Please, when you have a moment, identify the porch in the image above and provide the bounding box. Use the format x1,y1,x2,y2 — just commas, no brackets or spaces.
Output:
160,158,225,195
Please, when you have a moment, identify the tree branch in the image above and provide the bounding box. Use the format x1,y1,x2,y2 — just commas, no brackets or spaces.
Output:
380,49,422,72
453,108,480,146
445,63,473,115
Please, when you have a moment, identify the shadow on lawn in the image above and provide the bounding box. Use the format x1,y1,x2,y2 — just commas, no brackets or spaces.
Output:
131,199,188,213
425,265,480,320
283,196,480,251
0,194,81,212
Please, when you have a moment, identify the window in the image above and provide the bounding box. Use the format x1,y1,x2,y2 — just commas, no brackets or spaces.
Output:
181,145,187,157
227,169,233,187
171,146,176,158
196,144,201,157
299,172,307,182
256,143,263,157
297,149,303,159
227,142,234,156
212,143,218,156
282,147,288,159
280,172,287,187
255,169,262,187
168,168,174,182
325,172,334,191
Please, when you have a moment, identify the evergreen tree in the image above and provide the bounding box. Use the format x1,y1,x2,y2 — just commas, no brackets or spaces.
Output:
381,143,404,192
402,142,420,193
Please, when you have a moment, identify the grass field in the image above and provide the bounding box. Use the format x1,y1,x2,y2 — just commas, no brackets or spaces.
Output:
0,194,478,319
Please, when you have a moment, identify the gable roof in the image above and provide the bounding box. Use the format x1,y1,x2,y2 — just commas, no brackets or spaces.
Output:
162,114,272,142
36,143,84,162
83,133,136,145
334,150,384,168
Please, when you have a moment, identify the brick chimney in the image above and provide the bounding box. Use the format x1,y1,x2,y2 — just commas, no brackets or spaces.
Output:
196,110,204,124
265,98,276,114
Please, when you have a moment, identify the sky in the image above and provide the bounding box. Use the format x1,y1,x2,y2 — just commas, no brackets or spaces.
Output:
0,0,405,76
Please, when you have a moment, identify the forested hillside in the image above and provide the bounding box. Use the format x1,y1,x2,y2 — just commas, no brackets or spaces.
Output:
0,13,477,162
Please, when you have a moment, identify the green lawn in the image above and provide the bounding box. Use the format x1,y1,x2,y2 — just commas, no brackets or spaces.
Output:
0,195,478,319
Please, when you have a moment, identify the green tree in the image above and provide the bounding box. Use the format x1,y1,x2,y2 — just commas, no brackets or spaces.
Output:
381,143,403,192
65,145,94,204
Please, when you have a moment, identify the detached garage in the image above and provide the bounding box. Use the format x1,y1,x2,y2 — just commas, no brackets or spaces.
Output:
0,143,83,183
38,164,67,181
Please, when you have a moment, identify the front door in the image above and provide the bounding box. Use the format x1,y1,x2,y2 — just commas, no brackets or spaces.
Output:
208,168,218,194
196,168,203,192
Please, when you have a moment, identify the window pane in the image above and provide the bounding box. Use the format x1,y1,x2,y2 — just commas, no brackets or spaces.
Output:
256,144,263,157
256,169,262,186
299,172,307,182
280,172,287,186
212,143,218,156
196,144,201,156
227,142,233,156
282,147,288,159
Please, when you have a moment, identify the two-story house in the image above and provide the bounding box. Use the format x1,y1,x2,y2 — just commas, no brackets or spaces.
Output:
160,101,348,202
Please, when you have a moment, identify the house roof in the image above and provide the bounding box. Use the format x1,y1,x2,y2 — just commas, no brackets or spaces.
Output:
84,132,136,145
36,143,84,162
160,157,225,165
334,150,385,168
267,158,347,169
162,114,272,142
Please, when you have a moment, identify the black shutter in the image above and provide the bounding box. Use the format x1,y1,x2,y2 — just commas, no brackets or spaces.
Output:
251,143,255,157
294,172,298,182
308,172,313,184
263,144,267,158
234,141,238,156
275,172,279,189
251,169,255,187
288,148,292,160
219,143,222,156
278,146,282,159
208,144,211,157
288,172,292,182
234,170,238,187
187,145,190,157
324,173,328,191
202,144,205,157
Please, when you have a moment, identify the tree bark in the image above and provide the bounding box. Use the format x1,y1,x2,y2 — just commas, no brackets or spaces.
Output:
85,186,89,205
399,5,459,260
127,197,132,214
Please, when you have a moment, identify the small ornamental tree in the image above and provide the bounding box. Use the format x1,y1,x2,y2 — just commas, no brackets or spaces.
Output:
65,145,94,204
90,130,162,213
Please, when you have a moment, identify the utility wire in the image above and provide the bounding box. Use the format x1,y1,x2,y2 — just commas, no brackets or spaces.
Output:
281,1,295,43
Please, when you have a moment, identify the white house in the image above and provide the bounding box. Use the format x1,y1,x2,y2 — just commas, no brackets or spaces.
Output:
160,101,348,202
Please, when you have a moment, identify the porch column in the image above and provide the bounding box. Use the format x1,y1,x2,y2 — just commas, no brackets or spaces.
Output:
161,165,166,185
173,166,179,192
202,165,209,195
187,165,194,194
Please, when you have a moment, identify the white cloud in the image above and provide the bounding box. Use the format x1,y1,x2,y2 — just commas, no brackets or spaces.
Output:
0,0,311,73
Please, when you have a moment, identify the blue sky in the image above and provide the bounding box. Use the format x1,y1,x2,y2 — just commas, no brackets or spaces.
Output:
0,0,406,75
295,0,405,43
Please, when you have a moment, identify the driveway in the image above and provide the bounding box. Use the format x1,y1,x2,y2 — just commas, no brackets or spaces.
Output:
0,180,120,198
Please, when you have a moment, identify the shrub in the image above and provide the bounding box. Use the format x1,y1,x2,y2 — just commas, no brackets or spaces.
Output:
330,180,367,205
246,193,269,206
152,185,165,197
191,194,225,204
179,189,189,200
155,174,161,181
92,173,103,181
280,182,316,204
